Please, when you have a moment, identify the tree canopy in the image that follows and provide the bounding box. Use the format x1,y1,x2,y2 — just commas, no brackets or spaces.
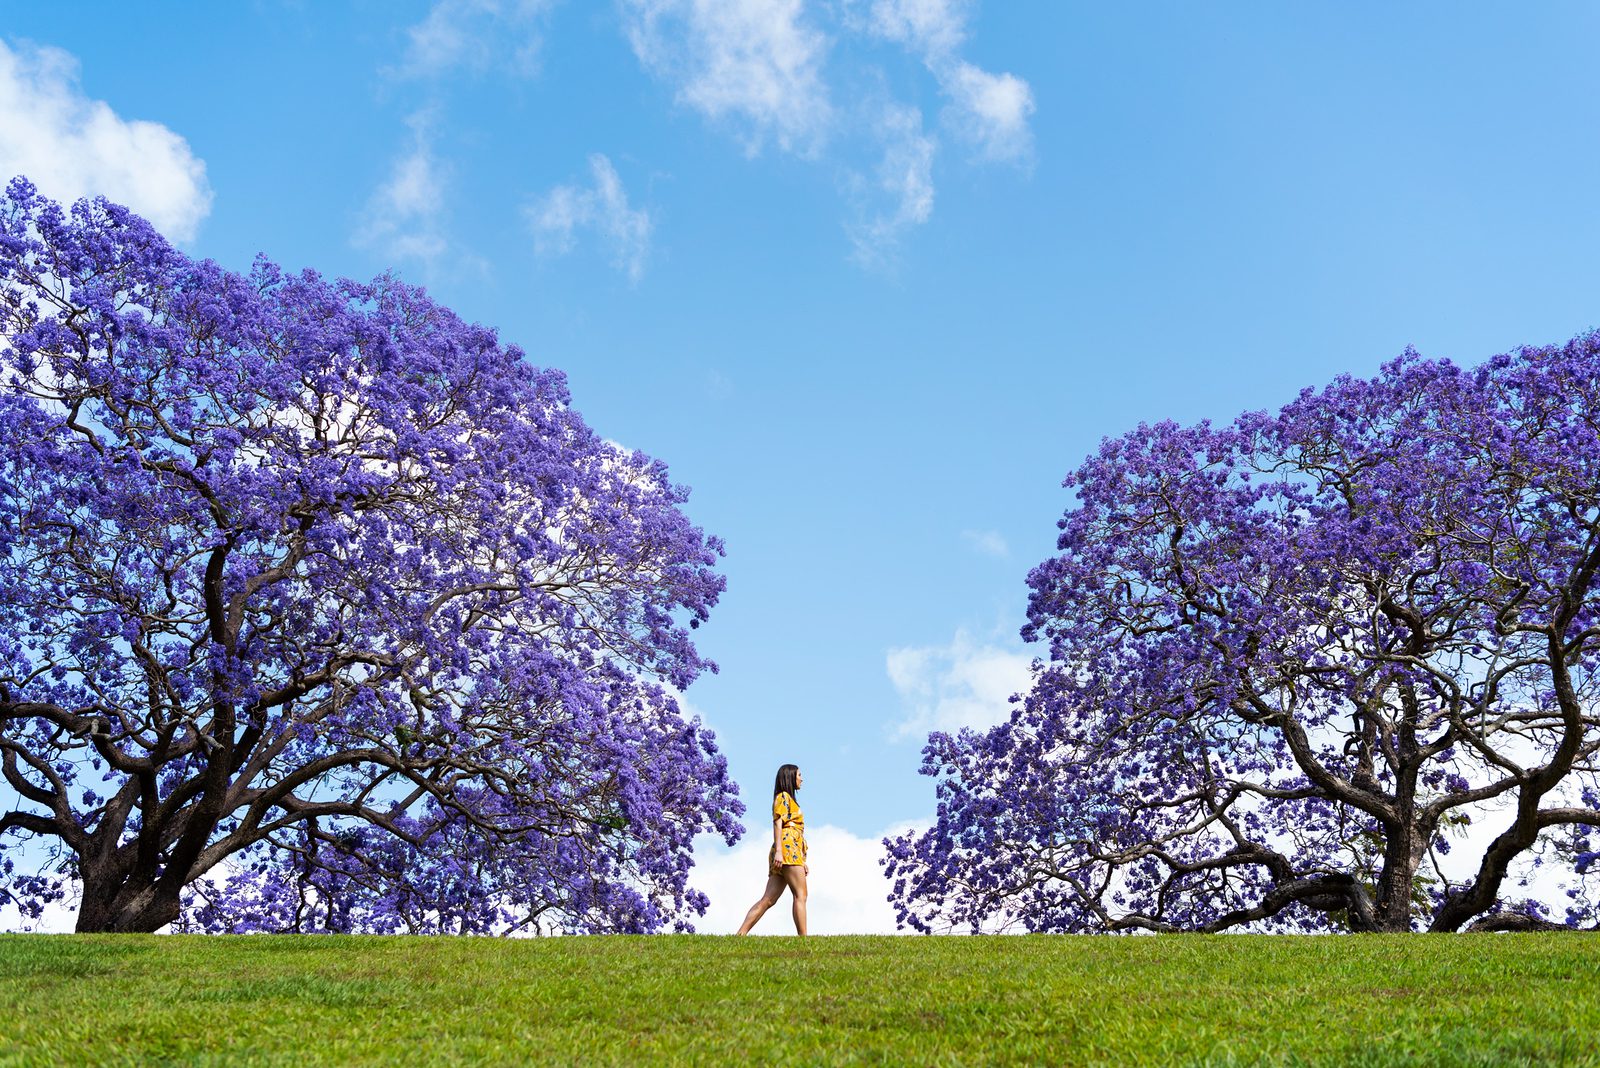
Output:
0,178,741,934
887,336,1600,933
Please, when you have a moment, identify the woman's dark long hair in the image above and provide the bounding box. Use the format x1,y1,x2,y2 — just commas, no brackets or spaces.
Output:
773,764,800,799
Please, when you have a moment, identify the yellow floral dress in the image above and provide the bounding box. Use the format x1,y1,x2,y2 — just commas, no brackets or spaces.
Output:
768,790,807,876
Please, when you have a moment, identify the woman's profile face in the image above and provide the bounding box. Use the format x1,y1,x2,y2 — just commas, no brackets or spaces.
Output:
796,769,804,789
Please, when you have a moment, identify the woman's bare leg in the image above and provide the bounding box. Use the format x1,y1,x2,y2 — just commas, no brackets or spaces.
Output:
781,864,808,936
736,874,787,935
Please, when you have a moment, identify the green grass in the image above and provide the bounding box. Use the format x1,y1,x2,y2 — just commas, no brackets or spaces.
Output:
0,933,1596,1066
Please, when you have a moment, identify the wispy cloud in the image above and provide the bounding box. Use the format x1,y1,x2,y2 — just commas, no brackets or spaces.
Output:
841,1,1034,262
393,0,556,79
0,39,212,241
960,529,1008,558
867,0,1035,163
886,628,1032,741
943,61,1033,163
621,0,833,157
355,109,451,265
525,154,652,281
848,101,937,266
369,0,1032,269
706,369,735,400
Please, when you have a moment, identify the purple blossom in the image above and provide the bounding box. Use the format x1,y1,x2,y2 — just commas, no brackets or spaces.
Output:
887,336,1600,933
0,178,742,933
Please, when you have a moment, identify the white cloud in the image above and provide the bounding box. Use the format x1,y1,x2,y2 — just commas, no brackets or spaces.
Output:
528,184,587,256
944,61,1032,163
688,819,925,934
866,0,1034,163
848,101,936,265
356,110,450,264
621,0,833,156
525,154,652,281
394,0,556,79
0,39,212,242
706,368,734,400
960,528,1008,558
865,0,969,57
886,627,1032,740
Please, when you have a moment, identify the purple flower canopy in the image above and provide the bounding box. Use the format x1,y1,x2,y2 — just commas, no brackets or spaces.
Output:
887,337,1600,933
0,178,743,934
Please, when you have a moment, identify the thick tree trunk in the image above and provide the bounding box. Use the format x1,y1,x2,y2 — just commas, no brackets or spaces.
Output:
74,899,181,933
1371,824,1429,932
75,863,186,933
75,889,183,933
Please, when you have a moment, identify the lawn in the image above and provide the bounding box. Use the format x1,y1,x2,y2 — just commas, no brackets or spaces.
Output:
0,932,1595,1066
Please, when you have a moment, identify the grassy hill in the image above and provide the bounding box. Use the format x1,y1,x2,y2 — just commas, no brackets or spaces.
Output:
1,932,1596,1066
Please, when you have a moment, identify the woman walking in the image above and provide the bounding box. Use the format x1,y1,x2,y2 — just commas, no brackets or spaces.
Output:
736,764,808,935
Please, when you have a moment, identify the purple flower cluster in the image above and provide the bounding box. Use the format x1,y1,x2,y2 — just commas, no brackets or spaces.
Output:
0,178,742,933
886,338,1600,933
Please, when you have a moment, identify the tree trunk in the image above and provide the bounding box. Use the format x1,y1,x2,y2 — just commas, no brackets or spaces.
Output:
75,868,184,933
1372,825,1427,932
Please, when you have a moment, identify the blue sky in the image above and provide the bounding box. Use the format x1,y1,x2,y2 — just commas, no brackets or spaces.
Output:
4,2,1600,931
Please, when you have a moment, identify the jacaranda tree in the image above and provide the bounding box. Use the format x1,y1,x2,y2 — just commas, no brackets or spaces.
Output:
887,335,1600,933
0,179,742,934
